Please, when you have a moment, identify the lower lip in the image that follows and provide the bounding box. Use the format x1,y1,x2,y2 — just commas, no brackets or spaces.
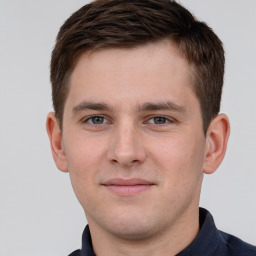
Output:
104,185,153,196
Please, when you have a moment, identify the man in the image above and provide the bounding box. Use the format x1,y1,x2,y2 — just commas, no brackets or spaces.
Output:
46,0,256,255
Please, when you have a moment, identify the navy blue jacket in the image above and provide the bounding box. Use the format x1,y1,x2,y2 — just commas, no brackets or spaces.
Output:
69,208,256,256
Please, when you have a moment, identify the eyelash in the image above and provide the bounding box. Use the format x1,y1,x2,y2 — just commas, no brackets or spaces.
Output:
146,116,175,126
82,115,175,127
82,115,110,126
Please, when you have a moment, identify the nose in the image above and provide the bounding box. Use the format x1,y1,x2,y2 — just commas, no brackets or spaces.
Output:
107,122,147,168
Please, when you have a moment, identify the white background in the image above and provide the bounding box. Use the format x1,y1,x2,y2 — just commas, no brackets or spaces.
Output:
0,0,255,255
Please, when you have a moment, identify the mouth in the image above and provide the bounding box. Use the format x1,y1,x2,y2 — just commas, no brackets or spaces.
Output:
102,178,155,196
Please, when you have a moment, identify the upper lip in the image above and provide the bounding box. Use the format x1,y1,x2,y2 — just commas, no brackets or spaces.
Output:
103,178,154,186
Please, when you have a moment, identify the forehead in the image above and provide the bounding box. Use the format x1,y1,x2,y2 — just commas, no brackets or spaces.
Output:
66,41,197,111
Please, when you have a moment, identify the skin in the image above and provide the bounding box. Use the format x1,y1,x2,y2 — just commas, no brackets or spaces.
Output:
47,41,230,256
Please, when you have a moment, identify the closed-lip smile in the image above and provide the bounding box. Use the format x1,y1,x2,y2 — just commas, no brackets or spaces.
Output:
102,178,155,196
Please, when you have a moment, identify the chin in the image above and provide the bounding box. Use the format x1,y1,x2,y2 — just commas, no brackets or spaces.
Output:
109,222,157,241
100,210,162,241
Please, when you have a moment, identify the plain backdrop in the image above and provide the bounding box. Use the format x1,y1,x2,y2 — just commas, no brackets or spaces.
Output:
0,0,255,255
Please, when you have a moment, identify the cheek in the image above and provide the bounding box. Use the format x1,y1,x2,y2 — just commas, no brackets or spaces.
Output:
148,135,205,213
148,133,205,184
64,132,106,171
63,134,106,205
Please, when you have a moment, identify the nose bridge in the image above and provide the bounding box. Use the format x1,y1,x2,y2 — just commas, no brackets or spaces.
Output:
107,119,146,166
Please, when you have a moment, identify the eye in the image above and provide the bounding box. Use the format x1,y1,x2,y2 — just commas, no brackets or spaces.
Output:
151,116,167,124
148,116,172,125
84,115,108,125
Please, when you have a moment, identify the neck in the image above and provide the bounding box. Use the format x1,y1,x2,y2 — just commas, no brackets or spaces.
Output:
87,206,200,256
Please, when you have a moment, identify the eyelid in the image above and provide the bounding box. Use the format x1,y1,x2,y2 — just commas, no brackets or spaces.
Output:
82,114,111,125
80,114,177,126
145,115,176,125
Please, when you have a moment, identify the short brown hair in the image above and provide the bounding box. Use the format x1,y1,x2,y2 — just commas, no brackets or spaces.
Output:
50,0,225,133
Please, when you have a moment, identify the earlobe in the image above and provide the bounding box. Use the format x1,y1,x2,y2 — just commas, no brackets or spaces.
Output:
46,112,68,172
203,114,230,174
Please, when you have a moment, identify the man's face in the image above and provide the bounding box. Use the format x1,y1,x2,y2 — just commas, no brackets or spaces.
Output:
59,42,208,239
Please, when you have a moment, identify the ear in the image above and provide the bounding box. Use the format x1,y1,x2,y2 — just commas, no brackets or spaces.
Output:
46,112,68,172
203,114,230,174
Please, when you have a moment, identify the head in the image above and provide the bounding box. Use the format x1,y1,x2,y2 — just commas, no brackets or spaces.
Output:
47,0,230,250
50,0,225,134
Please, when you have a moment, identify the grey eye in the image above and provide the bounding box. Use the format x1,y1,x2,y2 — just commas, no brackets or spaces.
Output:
90,116,105,124
153,117,167,124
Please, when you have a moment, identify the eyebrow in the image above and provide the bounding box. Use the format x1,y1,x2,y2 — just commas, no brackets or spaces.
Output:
72,100,186,115
138,101,187,113
73,101,112,114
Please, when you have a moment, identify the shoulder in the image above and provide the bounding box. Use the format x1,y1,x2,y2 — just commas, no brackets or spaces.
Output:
219,230,256,256
68,249,81,256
